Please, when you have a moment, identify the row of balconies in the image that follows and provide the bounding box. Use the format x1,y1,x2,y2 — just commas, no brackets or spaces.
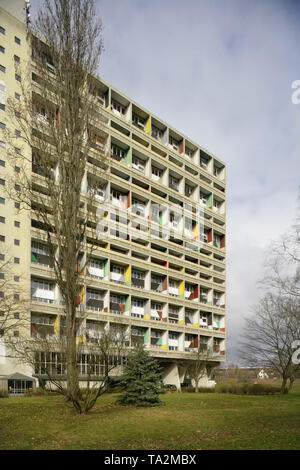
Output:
32,151,225,215
31,55,225,183
30,278,225,328
30,313,225,355
30,250,226,300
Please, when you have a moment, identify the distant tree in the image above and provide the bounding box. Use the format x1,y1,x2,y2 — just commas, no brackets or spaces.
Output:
116,344,164,407
240,195,300,393
239,293,300,392
186,345,214,392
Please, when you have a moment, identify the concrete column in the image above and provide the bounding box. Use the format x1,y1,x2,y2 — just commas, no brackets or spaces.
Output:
162,362,181,391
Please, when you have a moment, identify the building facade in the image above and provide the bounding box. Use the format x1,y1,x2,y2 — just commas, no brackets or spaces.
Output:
0,1,226,391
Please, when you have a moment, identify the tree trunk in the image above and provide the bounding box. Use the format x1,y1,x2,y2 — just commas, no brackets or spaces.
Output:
281,376,288,393
66,305,81,409
288,376,294,391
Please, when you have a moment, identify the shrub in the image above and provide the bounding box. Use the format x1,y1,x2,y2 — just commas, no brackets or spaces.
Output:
214,383,281,395
116,345,164,407
0,389,8,398
182,386,195,393
196,387,215,393
162,384,177,393
24,388,60,397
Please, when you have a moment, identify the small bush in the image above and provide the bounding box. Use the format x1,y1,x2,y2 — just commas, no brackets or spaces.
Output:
162,384,177,393
196,387,215,393
0,390,8,398
182,386,195,393
216,384,229,393
24,388,60,397
215,383,281,395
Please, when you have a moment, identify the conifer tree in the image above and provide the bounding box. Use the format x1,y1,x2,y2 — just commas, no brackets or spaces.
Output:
117,344,164,407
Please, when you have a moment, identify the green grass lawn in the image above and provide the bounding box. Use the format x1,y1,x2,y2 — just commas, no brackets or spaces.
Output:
0,384,299,450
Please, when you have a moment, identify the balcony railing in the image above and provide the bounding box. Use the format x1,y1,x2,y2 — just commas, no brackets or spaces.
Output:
86,298,104,311
132,278,145,289
110,302,125,314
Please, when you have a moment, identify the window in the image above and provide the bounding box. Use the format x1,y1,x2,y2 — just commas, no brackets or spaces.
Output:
0,160,5,166
15,202,20,209
14,313,20,319
15,92,20,100
0,65,5,73
0,46,4,54
14,276,20,282
0,273,4,279
152,302,162,311
0,254,4,261
0,291,4,298
111,100,125,115
0,179,5,185
14,257,20,264
14,55,20,63
132,270,144,279
15,184,20,191
14,221,20,227
0,27,5,35
15,129,21,136
0,197,4,204
13,331,19,337
0,141,5,148
132,156,145,172
151,166,162,178
0,103,5,110
15,37,21,45
111,144,125,159
0,235,5,242
111,265,124,274
0,216,5,223
152,126,163,139
15,74,21,82
0,122,5,129
15,166,20,173
132,298,144,308
14,294,20,301
14,239,20,246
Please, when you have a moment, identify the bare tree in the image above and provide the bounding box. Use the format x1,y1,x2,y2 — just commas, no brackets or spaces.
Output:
262,190,300,299
0,0,108,409
240,195,300,393
9,325,127,414
186,345,215,392
0,252,29,338
239,293,300,392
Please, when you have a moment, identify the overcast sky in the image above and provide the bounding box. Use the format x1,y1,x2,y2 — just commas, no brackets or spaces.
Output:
32,0,300,363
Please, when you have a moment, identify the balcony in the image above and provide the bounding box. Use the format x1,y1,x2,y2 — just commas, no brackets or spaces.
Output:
132,278,145,289
168,313,179,324
151,281,163,292
150,309,162,321
132,114,145,131
86,298,104,312
31,251,52,267
110,272,125,284
200,159,208,170
169,180,179,192
31,314,55,339
110,302,125,315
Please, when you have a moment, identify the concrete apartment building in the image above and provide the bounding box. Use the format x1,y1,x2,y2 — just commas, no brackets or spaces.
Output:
0,1,226,394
